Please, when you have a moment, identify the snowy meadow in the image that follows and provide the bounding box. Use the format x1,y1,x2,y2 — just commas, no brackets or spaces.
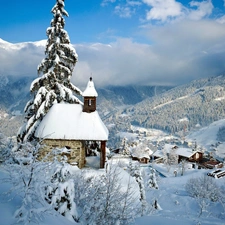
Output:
1,125,225,225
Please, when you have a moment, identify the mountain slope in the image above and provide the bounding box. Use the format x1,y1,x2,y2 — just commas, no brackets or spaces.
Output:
119,75,225,134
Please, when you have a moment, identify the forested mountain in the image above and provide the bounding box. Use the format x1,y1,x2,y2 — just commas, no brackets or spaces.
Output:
1,74,225,139
0,75,33,113
120,74,225,134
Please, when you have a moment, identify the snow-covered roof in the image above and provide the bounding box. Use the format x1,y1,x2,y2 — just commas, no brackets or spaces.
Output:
131,146,153,159
153,150,164,158
82,77,98,97
35,103,108,141
175,148,198,158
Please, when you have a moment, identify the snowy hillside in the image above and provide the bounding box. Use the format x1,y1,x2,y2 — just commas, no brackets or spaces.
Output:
186,119,225,160
116,75,225,134
1,155,225,225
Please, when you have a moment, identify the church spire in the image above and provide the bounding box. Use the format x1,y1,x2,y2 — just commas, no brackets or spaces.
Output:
83,77,98,113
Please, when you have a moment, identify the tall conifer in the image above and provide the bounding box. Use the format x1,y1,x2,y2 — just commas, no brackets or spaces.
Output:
18,0,82,143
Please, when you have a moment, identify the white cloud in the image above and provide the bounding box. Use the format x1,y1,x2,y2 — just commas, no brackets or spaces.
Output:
141,0,214,23
143,0,184,22
188,0,213,20
72,20,225,87
1,19,225,88
127,1,142,6
101,0,116,7
114,5,135,18
217,15,225,24
0,41,44,77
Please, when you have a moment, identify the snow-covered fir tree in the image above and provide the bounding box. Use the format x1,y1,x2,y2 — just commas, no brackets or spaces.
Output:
148,168,158,190
128,162,148,215
17,0,82,143
121,137,130,155
46,157,78,223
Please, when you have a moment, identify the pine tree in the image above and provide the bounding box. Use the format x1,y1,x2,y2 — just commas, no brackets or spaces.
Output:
46,159,78,223
128,162,147,215
121,137,130,155
148,168,158,189
17,0,82,143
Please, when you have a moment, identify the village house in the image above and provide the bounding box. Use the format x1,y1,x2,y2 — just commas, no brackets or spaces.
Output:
175,147,203,163
131,146,153,164
35,77,109,169
152,144,203,164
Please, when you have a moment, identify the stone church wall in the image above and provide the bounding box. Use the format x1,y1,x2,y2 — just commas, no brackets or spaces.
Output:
38,139,86,168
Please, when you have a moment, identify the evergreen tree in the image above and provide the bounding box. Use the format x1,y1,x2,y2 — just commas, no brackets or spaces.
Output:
128,162,147,215
46,158,78,223
17,0,82,143
121,137,130,155
148,168,158,189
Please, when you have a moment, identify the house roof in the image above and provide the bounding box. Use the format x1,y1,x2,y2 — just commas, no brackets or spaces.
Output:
153,150,164,158
131,147,152,159
35,103,108,141
82,77,98,97
175,148,200,158
153,145,201,159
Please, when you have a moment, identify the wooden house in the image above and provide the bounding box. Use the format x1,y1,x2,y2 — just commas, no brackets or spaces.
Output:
175,147,203,163
152,144,203,164
35,77,108,169
131,147,152,164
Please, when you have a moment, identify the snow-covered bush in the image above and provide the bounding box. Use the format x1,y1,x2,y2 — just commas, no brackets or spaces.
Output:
3,142,79,224
74,166,138,224
186,175,220,202
186,175,222,216
3,142,53,224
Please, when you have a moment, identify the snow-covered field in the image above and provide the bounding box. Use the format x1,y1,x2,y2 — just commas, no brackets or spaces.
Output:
1,159,224,225
1,121,225,225
0,167,75,225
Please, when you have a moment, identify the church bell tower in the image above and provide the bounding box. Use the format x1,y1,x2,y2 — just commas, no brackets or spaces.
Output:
83,77,98,113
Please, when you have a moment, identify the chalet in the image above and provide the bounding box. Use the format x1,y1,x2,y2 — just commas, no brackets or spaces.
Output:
152,144,203,164
131,147,152,164
35,77,108,169
175,147,203,163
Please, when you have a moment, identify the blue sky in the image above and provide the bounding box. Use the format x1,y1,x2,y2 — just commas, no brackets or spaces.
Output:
1,0,225,87
1,0,224,44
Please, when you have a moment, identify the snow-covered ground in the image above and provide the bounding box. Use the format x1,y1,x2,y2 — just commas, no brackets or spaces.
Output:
187,119,225,158
1,120,225,224
0,167,75,225
137,164,225,225
1,158,224,225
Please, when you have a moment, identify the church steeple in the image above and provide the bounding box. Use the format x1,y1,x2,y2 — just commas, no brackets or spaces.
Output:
83,77,98,113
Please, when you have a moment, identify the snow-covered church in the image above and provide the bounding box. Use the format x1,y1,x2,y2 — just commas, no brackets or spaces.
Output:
35,77,109,169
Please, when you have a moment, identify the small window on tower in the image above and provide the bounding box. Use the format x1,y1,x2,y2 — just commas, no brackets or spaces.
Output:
88,99,92,106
